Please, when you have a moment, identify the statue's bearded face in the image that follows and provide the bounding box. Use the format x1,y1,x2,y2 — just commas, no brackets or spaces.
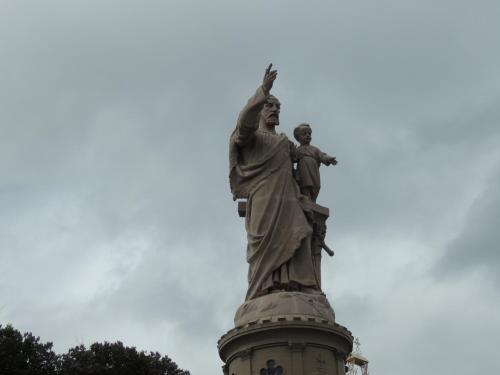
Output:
261,96,280,127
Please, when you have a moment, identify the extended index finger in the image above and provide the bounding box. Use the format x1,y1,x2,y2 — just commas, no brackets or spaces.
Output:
265,63,273,74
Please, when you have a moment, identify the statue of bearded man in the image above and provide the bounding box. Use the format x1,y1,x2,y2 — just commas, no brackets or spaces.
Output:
229,65,320,301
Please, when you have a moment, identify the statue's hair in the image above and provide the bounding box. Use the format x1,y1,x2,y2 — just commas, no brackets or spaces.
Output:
293,123,311,142
266,94,280,104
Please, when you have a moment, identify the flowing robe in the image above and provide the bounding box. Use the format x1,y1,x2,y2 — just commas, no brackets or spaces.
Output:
295,145,333,201
229,87,318,301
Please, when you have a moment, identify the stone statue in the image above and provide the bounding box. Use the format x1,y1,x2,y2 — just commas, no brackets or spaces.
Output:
220,67,353,375
229,64,320,301
293,123,337,203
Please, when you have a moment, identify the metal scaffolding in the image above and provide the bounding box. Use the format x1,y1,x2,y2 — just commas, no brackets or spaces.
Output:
346,338,369,375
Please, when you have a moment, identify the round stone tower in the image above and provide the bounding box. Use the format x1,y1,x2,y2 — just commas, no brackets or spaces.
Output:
218,291,353,375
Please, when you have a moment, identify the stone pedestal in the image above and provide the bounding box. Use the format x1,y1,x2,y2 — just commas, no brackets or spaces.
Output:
218,317,352,375
234,292,335,327
218,292,352,375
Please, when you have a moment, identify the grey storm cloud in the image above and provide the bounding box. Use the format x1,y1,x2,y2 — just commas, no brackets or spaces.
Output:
1,1,499,374
435,162,500,284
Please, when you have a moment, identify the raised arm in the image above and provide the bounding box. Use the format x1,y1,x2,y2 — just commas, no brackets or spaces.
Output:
232,64,277,146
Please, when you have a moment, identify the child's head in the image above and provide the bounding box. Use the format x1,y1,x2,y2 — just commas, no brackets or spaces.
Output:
293,123,312,145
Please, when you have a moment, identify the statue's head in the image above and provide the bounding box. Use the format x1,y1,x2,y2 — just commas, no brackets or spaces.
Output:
260,95,280,128
293,123,312,145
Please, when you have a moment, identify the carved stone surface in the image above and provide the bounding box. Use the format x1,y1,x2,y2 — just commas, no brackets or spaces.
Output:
260,359,283,375
229,65,320,301
219,318,353,375
234,291,335,327
220,65,352,375
293,123,337,203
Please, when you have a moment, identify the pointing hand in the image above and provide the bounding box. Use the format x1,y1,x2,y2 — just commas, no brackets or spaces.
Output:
262,63,278,94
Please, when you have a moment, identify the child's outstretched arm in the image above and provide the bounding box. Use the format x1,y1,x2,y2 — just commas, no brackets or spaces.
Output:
319,150,337,166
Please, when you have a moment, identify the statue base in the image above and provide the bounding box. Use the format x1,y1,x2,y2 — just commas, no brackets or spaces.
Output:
234,292,336,327
219,292,352,374
218,316,353,375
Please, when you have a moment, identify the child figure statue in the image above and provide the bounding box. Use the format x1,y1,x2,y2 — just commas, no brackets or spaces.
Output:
293,123,337,202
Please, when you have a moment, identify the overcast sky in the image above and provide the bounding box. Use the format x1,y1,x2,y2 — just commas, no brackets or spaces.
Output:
1,1,499,374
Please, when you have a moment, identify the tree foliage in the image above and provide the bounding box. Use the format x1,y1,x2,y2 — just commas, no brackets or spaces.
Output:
0,324,58,375
0,325,190,375
59,341,190,375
